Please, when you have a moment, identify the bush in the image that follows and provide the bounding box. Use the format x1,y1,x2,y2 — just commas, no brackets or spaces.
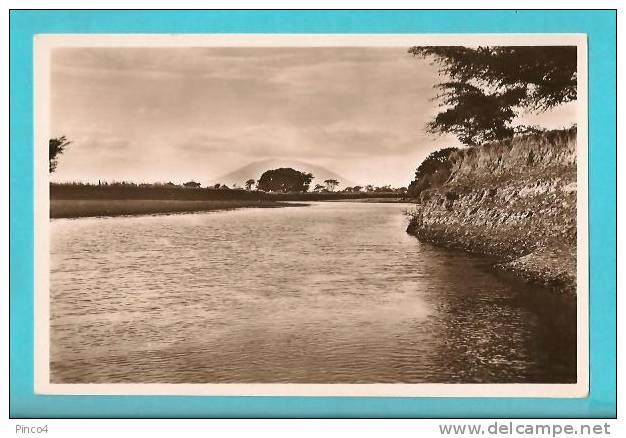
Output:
407,147,458,196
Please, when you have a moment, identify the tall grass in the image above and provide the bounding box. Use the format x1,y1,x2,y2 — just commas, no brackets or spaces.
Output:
50,182,404,202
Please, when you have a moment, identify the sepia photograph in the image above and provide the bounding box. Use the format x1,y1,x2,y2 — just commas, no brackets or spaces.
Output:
34,35,588,397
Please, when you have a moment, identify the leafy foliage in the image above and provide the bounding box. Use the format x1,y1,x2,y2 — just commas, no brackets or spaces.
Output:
342,186,363,193
257,168,314,193
244,179,256,190
428,83,525,146
409,46,577,145
324,179,340,192
49,136,71,173
408,147,458,196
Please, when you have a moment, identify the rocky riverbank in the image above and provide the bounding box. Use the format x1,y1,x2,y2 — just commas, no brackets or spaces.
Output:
406,128,577,295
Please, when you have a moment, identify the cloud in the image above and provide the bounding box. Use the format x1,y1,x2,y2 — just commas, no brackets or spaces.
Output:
50,46,576,187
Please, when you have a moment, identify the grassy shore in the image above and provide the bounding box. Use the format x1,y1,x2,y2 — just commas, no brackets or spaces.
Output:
51,199,304,219
51,183,404,202
50,183,406,218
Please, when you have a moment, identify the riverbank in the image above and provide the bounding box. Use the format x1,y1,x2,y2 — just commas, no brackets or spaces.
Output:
51,199,305,219
406,128,577,295
50,183,403,202
50,184,405,218
327,197,409,203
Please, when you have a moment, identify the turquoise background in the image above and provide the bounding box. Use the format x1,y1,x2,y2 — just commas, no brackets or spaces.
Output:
9,10,616,418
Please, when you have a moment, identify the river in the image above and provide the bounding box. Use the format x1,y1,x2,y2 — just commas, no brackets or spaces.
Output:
50,202,576,384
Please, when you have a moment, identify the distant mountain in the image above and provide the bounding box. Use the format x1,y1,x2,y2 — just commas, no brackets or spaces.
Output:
212,160,358,189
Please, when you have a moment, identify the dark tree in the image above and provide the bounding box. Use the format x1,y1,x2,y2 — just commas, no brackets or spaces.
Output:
245,179,256,190
409,46,577,145
313,183,325,192
257,168,314,193
408,147,458,196
49,136,71,173
426,83,526,146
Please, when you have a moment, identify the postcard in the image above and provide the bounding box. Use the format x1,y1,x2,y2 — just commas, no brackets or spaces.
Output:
33,34,588,397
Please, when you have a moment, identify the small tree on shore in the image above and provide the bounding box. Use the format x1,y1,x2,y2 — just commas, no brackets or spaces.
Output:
49,136,71,173
324,179,339,192
245,179,256,190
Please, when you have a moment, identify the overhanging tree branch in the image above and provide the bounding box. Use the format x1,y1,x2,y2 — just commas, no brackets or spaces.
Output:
409,46,577,145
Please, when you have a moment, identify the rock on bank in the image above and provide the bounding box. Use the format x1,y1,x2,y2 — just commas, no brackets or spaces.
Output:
406,128,577,295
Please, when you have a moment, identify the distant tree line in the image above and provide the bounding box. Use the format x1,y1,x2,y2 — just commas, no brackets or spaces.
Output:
52,166,407,196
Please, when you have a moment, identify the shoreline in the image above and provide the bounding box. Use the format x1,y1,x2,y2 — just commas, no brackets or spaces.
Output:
405,129,577,296
325,197,409,203
50,196,408,219
406,218,576,296
50,199,307,219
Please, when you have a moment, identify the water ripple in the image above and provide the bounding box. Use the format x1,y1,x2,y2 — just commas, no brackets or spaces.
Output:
50,202,576,383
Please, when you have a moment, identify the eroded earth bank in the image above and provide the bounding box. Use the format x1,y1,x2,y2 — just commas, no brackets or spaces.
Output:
407,128,577,295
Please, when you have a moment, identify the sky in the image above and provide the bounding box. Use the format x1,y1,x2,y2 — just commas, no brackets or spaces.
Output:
50,46,577,188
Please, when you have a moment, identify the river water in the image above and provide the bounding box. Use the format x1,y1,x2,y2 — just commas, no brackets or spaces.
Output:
50,202,576,384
